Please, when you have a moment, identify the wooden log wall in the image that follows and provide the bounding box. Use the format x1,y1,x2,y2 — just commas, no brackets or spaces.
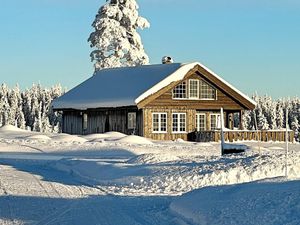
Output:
62,112,83,135
144,73,245,111
87,108,143,135
143,107,195,141
143,107,240,141
62,107,142,135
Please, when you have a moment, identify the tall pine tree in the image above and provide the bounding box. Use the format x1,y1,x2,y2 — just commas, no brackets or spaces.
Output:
88,0,150,71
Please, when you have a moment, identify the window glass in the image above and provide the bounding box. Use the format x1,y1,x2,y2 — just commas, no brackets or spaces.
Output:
152,113,167,133
189,79,199,99
210,114,221,130
172,81,187,99
196,113,206,131
83,113,88,130
172,113,186,133
128,112,136,129
200,80,216,99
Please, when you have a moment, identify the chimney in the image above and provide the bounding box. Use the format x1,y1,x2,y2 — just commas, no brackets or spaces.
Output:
162,56,173,64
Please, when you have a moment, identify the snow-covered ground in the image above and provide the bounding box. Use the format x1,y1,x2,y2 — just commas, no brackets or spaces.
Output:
0,125,299,225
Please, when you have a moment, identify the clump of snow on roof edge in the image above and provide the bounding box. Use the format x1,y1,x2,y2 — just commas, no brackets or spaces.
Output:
135,63,198,104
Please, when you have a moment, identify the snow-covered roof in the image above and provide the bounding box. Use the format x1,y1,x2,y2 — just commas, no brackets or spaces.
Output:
52,62,256,110
52,63,184,110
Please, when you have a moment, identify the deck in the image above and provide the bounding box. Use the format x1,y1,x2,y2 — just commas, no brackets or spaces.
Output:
188,130,295,142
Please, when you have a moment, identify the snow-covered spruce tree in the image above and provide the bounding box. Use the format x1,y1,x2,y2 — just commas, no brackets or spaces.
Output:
0,84,10,126
88,0,150,71
276,99,284,129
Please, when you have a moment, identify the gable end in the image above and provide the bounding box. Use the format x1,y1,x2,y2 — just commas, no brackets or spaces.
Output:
137,64,255,110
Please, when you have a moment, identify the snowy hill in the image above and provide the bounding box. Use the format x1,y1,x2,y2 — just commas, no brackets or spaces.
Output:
0,125,299,224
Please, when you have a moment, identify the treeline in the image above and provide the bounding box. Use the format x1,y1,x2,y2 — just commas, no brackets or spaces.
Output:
1,83,300,140
242,95,300,140
0,83,64,133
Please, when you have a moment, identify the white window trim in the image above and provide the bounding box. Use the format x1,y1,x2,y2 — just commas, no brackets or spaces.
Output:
171,78,217,101
173,97,188,100
127,112,136,129
199,80,217,100
83,113,88,130
172,113,187,134
152,113,168,133
189,79,199,99
210,113,221,130
172,81,187,99
196,113,206,131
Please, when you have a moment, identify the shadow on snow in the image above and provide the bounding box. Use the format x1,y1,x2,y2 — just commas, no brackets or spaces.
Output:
0,194,175,225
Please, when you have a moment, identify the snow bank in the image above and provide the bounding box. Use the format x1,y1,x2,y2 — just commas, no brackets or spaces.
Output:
51,134,87,143
117,135,153,145
0,125,27,132
105,132,127,138
170,179,300,225
84,132,127,141
117,151,300,195
127,153,179,164
25,134,51,140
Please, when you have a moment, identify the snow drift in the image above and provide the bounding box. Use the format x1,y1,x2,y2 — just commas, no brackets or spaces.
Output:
170,178,300,225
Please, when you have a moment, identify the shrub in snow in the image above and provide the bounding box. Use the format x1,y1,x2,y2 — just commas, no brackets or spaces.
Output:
88,0,150,71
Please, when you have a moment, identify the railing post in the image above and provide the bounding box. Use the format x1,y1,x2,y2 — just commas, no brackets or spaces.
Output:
285,108,289,177
220,108,225,155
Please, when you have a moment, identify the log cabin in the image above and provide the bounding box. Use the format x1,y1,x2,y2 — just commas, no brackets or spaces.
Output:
52,60,257,141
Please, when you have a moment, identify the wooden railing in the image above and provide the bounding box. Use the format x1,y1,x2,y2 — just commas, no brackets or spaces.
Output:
188,130,295,142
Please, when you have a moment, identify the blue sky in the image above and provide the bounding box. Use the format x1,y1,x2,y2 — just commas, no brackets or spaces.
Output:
0,0,299,98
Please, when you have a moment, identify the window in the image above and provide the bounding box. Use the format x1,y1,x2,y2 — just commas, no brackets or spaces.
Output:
172,113,186,133
128,112,136,129
199,80,216,100
83,113,88,130
189,79,199,99
196,113,206,131
152,113,167,133
210,114,221,130
172,81,187,99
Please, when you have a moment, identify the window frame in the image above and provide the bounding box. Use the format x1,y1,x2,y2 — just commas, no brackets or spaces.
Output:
83,113,88,130
172,113,187,133
172,78,217,101
189,79,199,99
196,113,206,131
152,113,167,133
199,79,217,100
210,113,221,130
127,112,136,130
172,81,187,99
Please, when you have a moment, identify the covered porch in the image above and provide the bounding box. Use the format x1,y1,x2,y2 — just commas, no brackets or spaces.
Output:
195,110,244,132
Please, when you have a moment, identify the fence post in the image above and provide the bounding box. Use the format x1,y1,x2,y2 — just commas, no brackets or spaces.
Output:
285,109,289,178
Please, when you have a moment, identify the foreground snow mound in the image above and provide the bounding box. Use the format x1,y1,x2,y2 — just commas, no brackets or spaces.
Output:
0,125,27,133
49,149,300,196
117,135,153,145
170,179,300,225
128,153,180,164
25,134,51,140
51,134,87,143
84,132,127,141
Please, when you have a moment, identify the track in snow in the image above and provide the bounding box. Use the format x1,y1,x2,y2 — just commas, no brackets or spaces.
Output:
0,158,181,225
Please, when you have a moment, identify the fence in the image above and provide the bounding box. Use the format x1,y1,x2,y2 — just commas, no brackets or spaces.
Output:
188,130,295,142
